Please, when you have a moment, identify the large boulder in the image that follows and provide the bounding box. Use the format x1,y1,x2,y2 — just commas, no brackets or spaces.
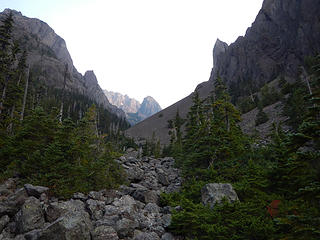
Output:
16,197,45,233
24,184,49,199
113,195,138,216
86,199,105,221
0,188,28,217
45,199,85,223
201,183,239,208
115,218,138,238
39,211,92,240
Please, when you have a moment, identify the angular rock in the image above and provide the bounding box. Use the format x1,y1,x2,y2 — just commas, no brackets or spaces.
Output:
115,218,138,238
104,205,118,216
24,229,43,240
86,199,105,221
133,231,160,240
16,197,45,234
144,203,160,214
161,214,171,228
92,225,118,240
72,193,86,201
45,200,85,223
0,188,28,217
161,232,175,240
157,170,169,186
113,195,138,216
40,211,92,240
0,215,10,233
144,191,160,204
201,183,239,208
95,215,119,229
24,184,49,199
125,167,144,182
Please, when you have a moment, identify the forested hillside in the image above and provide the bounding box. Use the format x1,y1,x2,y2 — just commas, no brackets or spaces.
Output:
0,12,130,198
160,55,320,239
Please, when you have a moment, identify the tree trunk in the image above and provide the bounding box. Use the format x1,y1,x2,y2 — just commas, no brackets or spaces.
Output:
59,63,68,122
8,73,23,133
20,66,30,122
0,75,9,115
302,67,313,95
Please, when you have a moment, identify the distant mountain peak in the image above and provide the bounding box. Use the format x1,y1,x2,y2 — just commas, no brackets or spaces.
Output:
139,96,162,117
104,90,162,125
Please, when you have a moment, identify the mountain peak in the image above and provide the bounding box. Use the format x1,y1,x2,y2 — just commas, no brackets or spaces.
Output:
139,96,162,117
104,91,162,125
213,39,228,71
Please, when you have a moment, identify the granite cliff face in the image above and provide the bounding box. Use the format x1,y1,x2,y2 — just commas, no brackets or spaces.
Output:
104,90,141,114
0,9,125,118
138,96,162,118
210,0,320,91
126,0,320,144
104,91,162,125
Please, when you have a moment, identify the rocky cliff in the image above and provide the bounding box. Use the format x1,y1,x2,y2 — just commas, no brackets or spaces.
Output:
104,91,162,125
126,0,320,144
0,9,125,119
104,90,141,114
138,96,162,119
210,0,320,93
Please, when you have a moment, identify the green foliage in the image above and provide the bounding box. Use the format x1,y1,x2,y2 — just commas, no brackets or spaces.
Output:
237,95,257,113
260,84,281,107
174,78,248,178
1,106,126,198
163,63,320,239
255,106,269,126
142,132,161,158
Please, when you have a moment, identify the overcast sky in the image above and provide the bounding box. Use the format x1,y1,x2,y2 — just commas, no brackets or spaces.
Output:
0,0,264,109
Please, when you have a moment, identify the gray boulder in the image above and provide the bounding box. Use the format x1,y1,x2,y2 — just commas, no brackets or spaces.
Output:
133,231,160,240
92,226,118,240
0,215,10,233
16,197,45,233
45,199,85,223
86,199,105,221
0,188,28,217
24,184,49,199
161,232,175,240
201,183,239,208
115,218,138,238
40,211,92,240
113,195,138,216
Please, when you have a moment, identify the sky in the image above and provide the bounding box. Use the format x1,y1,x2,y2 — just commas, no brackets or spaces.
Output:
0,0,264,109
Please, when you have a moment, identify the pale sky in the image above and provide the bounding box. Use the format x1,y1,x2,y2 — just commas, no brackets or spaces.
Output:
0,0,264,109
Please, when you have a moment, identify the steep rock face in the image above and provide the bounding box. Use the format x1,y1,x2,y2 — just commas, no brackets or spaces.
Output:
138,96,162,118
83,72,125,117
0,9,125,118
104,90,141,114
126,0,320,144
211,0,320,89
212,39,228,70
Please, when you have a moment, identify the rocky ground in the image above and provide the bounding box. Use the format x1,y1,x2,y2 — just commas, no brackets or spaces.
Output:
0,149,183,240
